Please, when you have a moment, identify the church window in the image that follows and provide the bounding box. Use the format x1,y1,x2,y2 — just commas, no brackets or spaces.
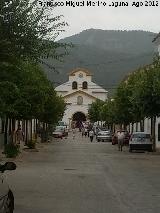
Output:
79,73,83,78
72,81,77,90
77,96,83,105
82,81,88,89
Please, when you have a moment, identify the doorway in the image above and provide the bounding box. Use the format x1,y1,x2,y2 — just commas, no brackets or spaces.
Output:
72,112,86,128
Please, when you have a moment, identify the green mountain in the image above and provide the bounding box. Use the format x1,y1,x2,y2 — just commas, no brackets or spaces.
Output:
43,29,157,96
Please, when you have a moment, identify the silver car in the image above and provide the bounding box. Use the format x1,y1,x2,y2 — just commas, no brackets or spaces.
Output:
96,131,112,142
129,132,152,152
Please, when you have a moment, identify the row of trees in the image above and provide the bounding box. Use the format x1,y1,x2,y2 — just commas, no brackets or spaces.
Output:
0,0,68,146
88,57,160,151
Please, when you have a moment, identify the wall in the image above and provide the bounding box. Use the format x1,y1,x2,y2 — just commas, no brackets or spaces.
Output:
69,71,92,84
56,70,108,126
63,93,95,125
63,105,89,125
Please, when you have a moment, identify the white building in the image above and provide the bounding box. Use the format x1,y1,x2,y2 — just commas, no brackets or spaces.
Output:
55,68,108,127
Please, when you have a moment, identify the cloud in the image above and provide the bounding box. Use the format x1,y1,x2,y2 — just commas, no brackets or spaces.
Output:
52,0,160,39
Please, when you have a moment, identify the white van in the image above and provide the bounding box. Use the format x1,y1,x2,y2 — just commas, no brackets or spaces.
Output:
129,132,152,152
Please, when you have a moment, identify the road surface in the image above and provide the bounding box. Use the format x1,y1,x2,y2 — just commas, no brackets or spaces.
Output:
5,130,160,213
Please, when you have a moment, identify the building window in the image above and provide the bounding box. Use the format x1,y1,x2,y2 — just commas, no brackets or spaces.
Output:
82,81,88,89
79,73,83,78
72,81,77,90
77,96,83,105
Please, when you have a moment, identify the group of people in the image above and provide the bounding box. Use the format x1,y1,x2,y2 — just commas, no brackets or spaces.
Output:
72,127,95,142
72,126,126,150
81,127,94,142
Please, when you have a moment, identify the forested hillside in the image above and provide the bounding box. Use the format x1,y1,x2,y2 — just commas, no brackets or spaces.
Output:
43,29,157,95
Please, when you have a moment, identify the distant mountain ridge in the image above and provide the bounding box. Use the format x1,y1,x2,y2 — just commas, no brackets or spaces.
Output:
43,29,157,96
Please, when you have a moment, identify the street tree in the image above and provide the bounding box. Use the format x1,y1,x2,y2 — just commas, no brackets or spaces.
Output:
130,61,160,151
0,60,66,144
88,99,104,123
0,0,69,66
101,100,117,130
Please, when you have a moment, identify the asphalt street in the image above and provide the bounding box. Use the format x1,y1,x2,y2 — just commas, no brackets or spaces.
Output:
5,130,160,213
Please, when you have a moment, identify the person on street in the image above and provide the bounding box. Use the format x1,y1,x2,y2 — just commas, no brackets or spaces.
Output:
82,128,85,137
87,127,90,137
84,128,88,137
89,129,94,142
16,125,24,149
72,128,76,139
117,129,125,151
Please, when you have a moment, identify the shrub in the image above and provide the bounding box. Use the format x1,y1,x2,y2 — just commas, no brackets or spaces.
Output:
27,140,36,149
4,143,20,158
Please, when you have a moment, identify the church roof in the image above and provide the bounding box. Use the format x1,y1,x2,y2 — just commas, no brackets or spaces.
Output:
63,90,97,100
69,68,92,76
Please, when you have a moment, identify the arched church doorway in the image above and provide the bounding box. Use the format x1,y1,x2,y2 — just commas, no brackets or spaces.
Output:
72,111,86,128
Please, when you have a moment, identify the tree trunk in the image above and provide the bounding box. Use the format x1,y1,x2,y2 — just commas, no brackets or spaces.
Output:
9,119,12,135
140,120,144,132
136,122,138,132
128,124,130,133
4,117,8,145
123,123,127,130
12,119,15,131
151,116,156,152
113,124,115,133
100,120,102,127
35,119,38,139
131,123,134,133
41,122,46,143
25,120,28,145
1,119,5,133
33,119,36,140
10,119,16,144
30,120,32,141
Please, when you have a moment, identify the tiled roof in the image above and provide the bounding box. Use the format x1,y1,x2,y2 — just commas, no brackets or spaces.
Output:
68,68,92,76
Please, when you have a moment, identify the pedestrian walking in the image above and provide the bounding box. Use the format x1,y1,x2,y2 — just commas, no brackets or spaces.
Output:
87,127,90,137
16,125,24,150
117,129,125,151
84,128,88,137
89,129,94,142
82,128,85,137
72,128,76,139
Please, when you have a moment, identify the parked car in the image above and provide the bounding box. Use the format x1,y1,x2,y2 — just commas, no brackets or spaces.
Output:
52,126,68,138
52,129,63,139
129,132,152,152
0,162,16,213
96,130,112,142
100,127,109,131
112,130,130,145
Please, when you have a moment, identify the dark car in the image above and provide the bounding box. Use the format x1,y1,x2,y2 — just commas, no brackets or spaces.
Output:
0,162,16,213
112,130,130,145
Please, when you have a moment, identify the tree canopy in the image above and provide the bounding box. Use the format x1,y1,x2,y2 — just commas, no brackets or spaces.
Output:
0,0,69,64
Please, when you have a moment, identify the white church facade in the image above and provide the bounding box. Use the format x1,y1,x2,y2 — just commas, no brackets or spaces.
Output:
55,68,108,127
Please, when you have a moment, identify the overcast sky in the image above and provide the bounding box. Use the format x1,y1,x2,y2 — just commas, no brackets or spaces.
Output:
49,0,160,39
